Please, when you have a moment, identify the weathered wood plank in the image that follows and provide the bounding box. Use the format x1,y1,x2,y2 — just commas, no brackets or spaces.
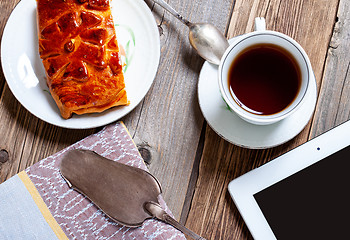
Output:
310,0,350,138
0,1,345,239
122,0,235,220
185,0,339,239
0,0,20,92
0,0,18,38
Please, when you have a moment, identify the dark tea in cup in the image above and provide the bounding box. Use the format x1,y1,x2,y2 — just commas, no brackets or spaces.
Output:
228,43,301,115
219,19,310,125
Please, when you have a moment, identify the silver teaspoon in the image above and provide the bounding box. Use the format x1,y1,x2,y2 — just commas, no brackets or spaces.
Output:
150,0,229,65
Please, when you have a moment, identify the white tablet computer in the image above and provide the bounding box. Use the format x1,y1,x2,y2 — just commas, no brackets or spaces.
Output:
228,120,350,240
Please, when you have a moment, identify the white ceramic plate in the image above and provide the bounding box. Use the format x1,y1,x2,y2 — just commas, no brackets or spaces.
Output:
1,0,160,129
198,38,317,149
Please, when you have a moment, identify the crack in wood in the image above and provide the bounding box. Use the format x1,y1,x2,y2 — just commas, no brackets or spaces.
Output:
0,67,5,96
158,12,165,36
308,1,342,139
334,60,350,123
180,123,206,225
131,98,145,139
328,44,339,50
264,0,272,17
224,0,237,37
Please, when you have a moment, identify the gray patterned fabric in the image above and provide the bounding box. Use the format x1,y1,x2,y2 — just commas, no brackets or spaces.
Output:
26,122,186,239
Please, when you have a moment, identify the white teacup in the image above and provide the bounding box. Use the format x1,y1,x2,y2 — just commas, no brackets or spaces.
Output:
218,17,311,125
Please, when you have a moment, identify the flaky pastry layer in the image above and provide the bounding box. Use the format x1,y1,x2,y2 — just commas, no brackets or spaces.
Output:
37,0,129,119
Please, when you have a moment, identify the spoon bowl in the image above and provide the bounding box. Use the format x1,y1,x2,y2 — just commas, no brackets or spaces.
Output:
189,23,230,65
150,0,229,65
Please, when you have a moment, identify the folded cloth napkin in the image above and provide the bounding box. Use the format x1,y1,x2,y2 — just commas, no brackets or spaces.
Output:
0,122,186,240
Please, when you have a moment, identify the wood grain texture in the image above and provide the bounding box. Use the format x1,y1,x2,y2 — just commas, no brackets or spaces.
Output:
0,0,19,93
122,0,234,220
0,0,347,239
0,0,19,38
185,0,340,239
310,0,350,138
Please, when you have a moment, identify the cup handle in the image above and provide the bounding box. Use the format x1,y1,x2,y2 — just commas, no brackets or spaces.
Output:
254,17,266,31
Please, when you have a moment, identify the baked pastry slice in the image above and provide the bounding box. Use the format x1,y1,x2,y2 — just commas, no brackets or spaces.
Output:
36,0,129,119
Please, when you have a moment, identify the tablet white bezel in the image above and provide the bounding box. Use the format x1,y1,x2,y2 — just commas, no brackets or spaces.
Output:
228,120,350,240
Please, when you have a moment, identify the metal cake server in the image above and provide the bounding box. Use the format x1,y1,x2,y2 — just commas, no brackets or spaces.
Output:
60,149,205,240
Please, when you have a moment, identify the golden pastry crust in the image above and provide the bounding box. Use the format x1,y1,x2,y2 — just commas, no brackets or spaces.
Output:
36,0,129,119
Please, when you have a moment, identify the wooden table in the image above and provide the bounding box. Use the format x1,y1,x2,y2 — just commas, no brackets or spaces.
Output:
0,0,348,239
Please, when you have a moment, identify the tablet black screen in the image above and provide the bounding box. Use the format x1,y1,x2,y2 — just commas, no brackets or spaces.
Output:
254,145,350,239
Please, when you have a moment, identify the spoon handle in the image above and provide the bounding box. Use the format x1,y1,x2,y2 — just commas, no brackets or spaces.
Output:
144,202,206,240
149,0,191,26
162,212,206,240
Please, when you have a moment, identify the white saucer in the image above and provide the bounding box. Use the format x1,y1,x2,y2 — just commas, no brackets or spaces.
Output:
198,43,317,149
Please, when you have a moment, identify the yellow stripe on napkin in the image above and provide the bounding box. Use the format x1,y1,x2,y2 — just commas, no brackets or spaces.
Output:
18,171,69,240
120,121,142,157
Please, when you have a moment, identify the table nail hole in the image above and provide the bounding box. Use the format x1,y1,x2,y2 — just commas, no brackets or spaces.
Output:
0,150,9,163
138,147,151,164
